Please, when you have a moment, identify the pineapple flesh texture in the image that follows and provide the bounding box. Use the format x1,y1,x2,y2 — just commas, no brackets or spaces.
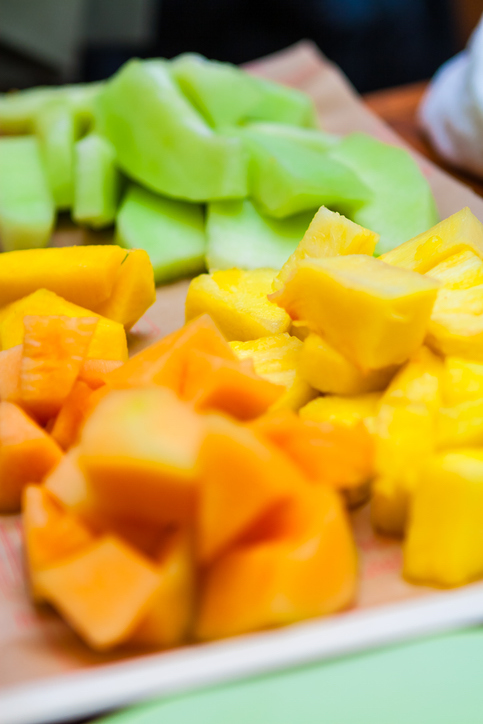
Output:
298,332,397,395
185,268,291,341
299,392,381,433
442,357,483,406
425,249,483,290
437,399,483,449
427,286,483,361
380,207,483,274
404,450,483,587
272,254,440,371
230,333,316,411
272,206,378,291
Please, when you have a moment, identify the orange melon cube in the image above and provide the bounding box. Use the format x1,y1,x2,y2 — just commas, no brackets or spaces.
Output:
0,401,63,512
78,358,123,390
51,380,95,450
35,535,161,650
0,344,22,402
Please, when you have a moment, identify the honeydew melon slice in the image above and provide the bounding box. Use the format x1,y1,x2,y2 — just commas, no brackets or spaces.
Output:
206,199,313,271
35,100,77,210
247,77,318,128
0,136,55,251
116,185,206,284
328,133,439,255
73,134,120,228
98,59,248,202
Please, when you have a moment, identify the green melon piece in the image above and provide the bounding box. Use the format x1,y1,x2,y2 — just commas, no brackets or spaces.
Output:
328,132,439,255
73,134,120,228
171,53,264,128
240,126,371,218
0,136,55,251
116,185,206,284
35,100,77,210
206,199,313,271
97,59,248,202
247,77,318,128
0,83,102,135
244,122,339,152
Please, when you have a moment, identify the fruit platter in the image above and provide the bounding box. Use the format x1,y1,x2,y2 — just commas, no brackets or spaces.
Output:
3,42,483,724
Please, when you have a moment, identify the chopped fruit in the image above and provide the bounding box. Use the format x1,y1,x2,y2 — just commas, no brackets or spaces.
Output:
0,344,22,402
437,400,483,449
185,268,291,341
442,357,483,406
272,254,439,370
426,249,483,290
51,381,94,450
299,392,381,433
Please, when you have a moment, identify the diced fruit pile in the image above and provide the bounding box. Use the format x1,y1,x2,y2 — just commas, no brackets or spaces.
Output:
4,202,483,654
0,55,437,282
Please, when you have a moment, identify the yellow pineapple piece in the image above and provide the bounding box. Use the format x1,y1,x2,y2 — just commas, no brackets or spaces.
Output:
380,207,483,273
427,287,483,360
299,392,381,432
298,332,397,395
404,450,483,587
271,254,439,371
185,268,290,341
437,400,483,449
273,206,378,291
381,345,444,414
442,357,483,406
230,333,316,411
426,249,483,290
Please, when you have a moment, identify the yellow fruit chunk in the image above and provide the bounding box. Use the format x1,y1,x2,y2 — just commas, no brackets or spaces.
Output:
196,486,357,640
35,535,161,650
437,400,483,449
230,333,316,411
426,286,483,361
0,289,128,361
380,207,483,273
273,206,378,291
426,249,483,290
442,357,483,406
298,332,397,395
272,254,439,371
185,268,291,341
299,392,381,432
381,346,444,414
0,245,127,310
22,485,94,600
372,404,436,536
404,450,483,587
94,249,156,331
131,528,194,648
78,388,204,526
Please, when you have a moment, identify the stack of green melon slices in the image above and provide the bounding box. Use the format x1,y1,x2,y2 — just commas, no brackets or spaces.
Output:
0,54,438,283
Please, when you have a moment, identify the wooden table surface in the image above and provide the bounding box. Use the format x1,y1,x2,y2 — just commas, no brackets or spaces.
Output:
364,81,483,198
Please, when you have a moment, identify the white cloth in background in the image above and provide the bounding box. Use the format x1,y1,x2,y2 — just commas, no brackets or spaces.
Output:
420,14,483,177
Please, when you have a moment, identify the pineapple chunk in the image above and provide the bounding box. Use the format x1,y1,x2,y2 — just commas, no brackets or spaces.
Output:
230,333,316,411
426,249,483,290
298,332,397,395
381,346,444,414
404,450,483,587
437,400,483,449
427,287,483,360
271,254,440,371
185,268,290,341
299,392,381,432
273,206,378,291
380,207,483,273
442,357,483,406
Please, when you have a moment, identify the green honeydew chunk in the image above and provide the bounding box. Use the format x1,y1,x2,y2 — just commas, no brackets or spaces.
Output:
116,185,206,284
73,134,120,228
0,136,55,251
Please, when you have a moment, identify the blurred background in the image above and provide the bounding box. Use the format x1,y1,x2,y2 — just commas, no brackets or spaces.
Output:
0,0,481,93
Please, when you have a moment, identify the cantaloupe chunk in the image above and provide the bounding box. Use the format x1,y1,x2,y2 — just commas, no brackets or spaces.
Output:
22,485,94,599
104,314,235,392
0,401,63,512
94,249,156,331
78,388,204,526
35,535,161,650
78,358,123,390
131,527,194,647
298,332,397,395
0,344,22,401
51,380,94,450
19,315,98,420
196,417,306,564
182,350,283,420
251,409,374,505
272,254,440,371
273,206,378,291
185,268,291,341
0,245,126,310
0,289,128,362
196,485,357,640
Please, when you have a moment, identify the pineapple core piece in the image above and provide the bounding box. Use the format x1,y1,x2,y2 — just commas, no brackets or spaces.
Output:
272,254,440,371
185,268,290,341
